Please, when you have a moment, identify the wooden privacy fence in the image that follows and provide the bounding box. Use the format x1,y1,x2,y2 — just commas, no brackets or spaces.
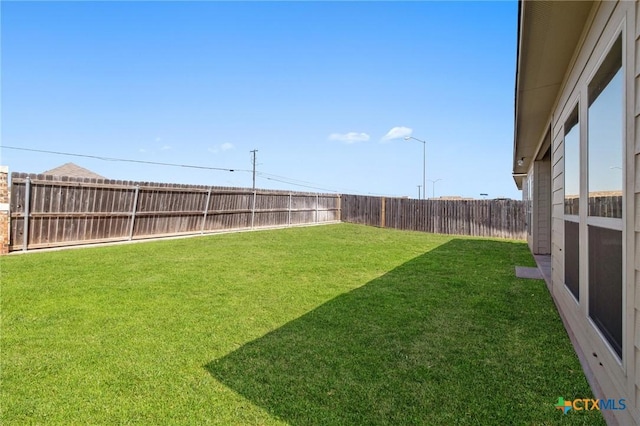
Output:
9,173,340,251
341,194,526,240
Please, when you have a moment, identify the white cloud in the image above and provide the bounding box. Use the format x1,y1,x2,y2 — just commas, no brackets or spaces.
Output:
139,148,147,153
328,132,370,144
160,145,171,151
381,126,413,142
208,143,235,154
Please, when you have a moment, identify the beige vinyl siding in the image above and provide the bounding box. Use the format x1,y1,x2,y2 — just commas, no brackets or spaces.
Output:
522,172,532,251
547,2,638,423
517,1,639,421
551,124,564,293
633,0,640,411
534,159,551,254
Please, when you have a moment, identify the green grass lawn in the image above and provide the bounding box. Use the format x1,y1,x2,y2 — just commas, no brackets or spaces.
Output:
1,223,602,425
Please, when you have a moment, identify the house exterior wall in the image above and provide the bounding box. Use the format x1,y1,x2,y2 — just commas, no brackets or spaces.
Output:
536,1,639,423
523,171,533,251
523,159,551,255
534,158,551,255
632,0,640,412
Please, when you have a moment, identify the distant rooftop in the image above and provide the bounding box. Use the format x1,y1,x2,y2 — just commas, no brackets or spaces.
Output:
433,196,476,201
43,163,106,180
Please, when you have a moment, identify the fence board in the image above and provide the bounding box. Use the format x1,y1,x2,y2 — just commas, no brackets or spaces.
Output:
9,172,340,251
341,195,525,240
10,173,524,250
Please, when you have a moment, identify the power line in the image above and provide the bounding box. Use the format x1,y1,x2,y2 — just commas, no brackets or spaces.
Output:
1,145,249,173
258,174,341,193
256,171,393,196
257,171,326,187
2,144,395,196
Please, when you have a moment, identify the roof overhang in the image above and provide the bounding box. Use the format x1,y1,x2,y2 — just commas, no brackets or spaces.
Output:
513,0,594,189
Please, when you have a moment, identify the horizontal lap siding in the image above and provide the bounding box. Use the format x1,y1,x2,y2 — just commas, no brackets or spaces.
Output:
634,0,640,408
541,2,638,423
9,173,340,251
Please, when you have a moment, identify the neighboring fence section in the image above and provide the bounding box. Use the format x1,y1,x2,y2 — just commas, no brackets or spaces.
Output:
341,194,526,240
0,167,9,254
9,173,340,251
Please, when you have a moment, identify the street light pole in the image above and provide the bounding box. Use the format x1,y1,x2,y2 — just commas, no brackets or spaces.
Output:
427,178,442,199
250,149,258,191
404,136,426,200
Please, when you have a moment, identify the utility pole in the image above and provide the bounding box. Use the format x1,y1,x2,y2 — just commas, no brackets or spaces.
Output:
250,149,258,191
417,185,422,200
250,149,258,230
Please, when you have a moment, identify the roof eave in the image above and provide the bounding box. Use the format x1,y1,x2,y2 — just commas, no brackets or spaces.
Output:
512,1,595,188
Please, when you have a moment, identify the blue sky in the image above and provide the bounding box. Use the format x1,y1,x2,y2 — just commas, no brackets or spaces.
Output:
1,1,520,199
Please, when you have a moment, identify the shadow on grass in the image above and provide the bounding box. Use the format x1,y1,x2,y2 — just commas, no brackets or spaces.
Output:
206,239,602,425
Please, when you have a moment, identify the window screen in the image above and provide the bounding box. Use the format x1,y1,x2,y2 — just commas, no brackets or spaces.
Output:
588,225,622,358
564,220,579,300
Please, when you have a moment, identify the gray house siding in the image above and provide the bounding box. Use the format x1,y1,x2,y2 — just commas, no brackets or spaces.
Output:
515,1,639,423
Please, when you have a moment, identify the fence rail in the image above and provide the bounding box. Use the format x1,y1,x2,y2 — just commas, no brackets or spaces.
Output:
341,194,526,240
8,172,525,252
9,173,340,251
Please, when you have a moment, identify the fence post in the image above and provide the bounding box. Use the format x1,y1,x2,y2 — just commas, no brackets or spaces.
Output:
128,186,139,241
201,187,212,234
380,197,386,228
0,167,9,255
22,177,31,252
315,194,319,223
288,193,292,227
251,190,257,229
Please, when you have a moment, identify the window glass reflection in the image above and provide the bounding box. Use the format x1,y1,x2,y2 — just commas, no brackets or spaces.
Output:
564,108,579,215
588,37,622,219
